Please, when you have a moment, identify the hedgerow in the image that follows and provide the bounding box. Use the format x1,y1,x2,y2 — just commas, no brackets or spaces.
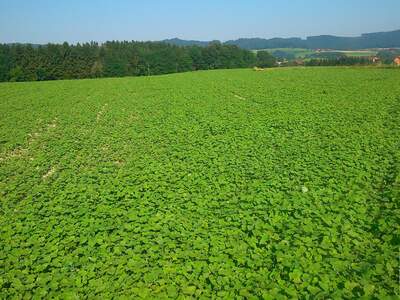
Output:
0,67,399,298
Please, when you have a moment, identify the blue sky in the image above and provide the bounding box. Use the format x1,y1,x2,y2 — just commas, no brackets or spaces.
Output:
0,0,399,43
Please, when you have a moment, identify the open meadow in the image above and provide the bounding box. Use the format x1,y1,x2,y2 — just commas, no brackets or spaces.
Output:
0,67,399,298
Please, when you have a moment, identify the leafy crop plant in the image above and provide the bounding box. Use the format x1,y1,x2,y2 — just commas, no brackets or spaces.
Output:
0,67,399,298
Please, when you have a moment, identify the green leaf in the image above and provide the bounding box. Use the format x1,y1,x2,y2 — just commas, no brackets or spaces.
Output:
289,269,302,284
182,286,196,295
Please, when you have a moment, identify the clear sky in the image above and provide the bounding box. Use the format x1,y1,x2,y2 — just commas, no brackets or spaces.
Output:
0,0,399,44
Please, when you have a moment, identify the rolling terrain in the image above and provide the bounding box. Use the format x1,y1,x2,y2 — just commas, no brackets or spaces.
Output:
163,29,400,50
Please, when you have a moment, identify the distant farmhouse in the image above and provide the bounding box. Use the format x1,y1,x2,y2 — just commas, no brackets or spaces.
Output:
372,56,380,63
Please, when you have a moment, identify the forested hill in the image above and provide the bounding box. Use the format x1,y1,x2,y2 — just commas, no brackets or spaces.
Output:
0,41,276,82
161,38,212,47
163,29,400,50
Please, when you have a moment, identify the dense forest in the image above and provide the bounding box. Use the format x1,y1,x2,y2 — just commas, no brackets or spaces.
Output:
0,41,276,82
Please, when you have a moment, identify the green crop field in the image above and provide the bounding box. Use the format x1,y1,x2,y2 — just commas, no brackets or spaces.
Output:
0,67,399,298
335,50,378,57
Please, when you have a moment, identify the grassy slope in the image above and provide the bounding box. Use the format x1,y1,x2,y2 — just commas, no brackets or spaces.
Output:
0,68,399,298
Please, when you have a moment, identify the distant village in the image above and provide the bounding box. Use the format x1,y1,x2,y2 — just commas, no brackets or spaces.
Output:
267,48,400,67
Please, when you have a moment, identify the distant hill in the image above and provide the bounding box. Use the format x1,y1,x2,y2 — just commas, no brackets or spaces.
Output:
162,38,213,47
224,37,307,49
6,43,41,48
6,29,400,51
305,30,400,50
162,29,400,50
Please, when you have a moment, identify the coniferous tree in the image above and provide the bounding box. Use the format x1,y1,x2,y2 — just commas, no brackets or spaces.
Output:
0,41,264,82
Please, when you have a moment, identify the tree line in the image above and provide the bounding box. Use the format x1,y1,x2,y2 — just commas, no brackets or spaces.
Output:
0,41,276,82
376,49,400,64
305,56,376,67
